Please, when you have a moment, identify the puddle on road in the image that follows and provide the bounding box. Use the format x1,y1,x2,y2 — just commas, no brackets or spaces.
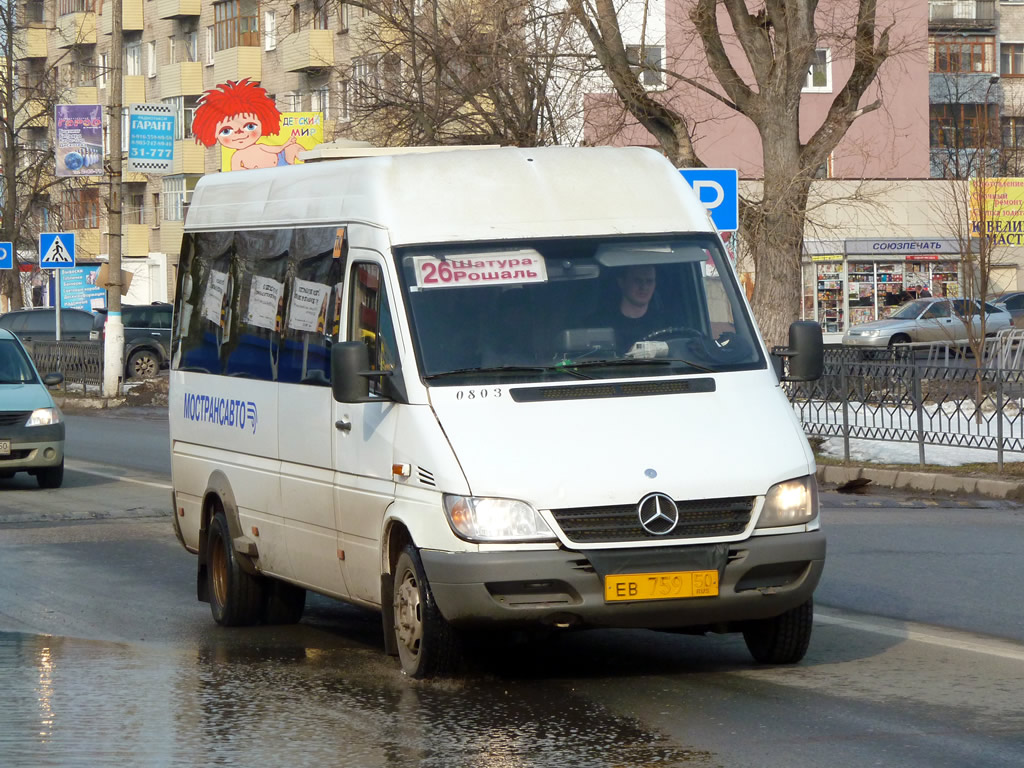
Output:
0,631,714,768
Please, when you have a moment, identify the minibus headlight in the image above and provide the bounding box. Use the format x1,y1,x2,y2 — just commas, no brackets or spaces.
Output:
25,407,61,427
443,495,556,542
757,476,818,528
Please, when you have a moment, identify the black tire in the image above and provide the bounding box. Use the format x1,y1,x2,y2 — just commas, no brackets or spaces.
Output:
36,460,64,489
392,545,462,678
888,333,911,349
742,599,813,665
263,579,306,625
127,348,160,380
207,510,264,626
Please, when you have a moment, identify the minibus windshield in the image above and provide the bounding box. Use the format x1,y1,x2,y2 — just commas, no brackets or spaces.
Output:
397,234,764,384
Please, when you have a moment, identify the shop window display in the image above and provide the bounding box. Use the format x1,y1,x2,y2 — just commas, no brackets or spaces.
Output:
816,261,844,333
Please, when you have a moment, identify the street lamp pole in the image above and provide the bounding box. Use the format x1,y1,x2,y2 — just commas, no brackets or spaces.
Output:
104,0,125,397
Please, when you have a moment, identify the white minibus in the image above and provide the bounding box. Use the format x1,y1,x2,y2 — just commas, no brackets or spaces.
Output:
169,146,825,677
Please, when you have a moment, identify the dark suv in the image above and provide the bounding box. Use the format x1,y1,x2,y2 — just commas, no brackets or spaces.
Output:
91,303,172,379
0,307,95,342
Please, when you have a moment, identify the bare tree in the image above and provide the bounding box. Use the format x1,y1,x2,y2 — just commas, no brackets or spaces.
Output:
567,0,900,345
0,0,74,310
338,0,591,148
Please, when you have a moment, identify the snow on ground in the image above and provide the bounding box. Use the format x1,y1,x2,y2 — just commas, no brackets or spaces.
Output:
816,436,1024,466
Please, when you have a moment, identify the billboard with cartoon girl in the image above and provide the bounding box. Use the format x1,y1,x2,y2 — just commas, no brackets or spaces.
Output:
192,78,324,172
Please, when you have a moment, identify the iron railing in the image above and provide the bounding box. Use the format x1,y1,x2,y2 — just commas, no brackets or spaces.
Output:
26,340,103,392
787,335,1024,469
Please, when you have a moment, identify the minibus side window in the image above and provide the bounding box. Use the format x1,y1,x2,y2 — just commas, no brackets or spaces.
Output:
348,263,398,396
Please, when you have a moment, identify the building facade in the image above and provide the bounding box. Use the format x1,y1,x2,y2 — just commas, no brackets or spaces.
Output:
14,0,365,304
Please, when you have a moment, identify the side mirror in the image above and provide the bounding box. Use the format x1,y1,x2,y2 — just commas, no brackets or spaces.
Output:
331,342,372,403
773,321,823,382
43,372,64,387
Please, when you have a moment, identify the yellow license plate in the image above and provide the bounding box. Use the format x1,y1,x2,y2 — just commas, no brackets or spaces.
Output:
604,570,719,602
0,439,9,456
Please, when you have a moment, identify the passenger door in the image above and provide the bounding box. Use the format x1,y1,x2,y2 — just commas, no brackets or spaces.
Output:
917,301,963,343
333,254,400,606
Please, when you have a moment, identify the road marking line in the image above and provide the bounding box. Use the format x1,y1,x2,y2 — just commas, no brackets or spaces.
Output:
817,610,1024,662
66,465,172,490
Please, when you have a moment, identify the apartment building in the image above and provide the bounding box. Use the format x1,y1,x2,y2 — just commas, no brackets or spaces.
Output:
15,0,363,302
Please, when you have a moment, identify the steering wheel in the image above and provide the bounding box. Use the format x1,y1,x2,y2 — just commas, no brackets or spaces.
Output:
640,326,700,342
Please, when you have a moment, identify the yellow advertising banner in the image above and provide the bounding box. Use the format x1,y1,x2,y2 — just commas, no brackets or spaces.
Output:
970,178,1024,246
219,112,324,172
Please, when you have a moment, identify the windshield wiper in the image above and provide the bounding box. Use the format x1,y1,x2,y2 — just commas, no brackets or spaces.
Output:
425,365,593,381
562,357,718,374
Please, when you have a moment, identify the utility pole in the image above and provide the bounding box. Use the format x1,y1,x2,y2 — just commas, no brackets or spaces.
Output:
104,0,125,397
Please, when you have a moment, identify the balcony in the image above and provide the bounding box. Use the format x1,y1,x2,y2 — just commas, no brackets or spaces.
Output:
160,220,184,256
99,0,143,34
73,86,99,105
173,141,206,174
71,228,102,259
56,12,97,49
123,74,146,105
283,29,335,72
929,0,996,30
213,47,261,86
159,61,205,98
14,27,47,59
124,224,151,258
157,0,201,19
17,99,49,130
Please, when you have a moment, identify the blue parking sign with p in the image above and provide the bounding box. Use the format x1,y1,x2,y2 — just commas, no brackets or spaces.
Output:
679,168,739,232
0,242,12,270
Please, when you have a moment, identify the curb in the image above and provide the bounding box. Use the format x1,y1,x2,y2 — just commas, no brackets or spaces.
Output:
54,396,127,410
816,464,1024,500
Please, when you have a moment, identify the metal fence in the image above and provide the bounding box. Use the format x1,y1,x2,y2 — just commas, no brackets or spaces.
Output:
788,335,1024,469
26,340,104,392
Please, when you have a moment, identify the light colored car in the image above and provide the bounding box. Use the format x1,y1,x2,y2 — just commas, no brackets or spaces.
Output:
0,329,66,488
842,298,1013,348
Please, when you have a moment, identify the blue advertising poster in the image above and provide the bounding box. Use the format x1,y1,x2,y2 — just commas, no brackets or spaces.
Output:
55,105,104,177
127,103,175,174
59,266,107,311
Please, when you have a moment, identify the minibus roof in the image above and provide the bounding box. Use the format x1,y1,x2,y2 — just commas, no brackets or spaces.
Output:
184,146,716,245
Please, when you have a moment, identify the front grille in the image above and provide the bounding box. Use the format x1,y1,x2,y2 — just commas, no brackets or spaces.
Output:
0,411,29,427
550,496,756,544
0,450,32,461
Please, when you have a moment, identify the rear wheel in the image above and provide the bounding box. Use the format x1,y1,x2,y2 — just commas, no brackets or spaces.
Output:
742,599,814,665
207,510,264,626
36,460,64,489
392,545,462,678
127,348,160,380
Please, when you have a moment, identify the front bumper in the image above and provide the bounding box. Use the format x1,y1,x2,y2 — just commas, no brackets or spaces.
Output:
421,530,826,630
0,423,65,473
842,334,890,347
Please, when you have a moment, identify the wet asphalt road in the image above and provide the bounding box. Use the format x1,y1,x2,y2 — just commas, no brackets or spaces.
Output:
0,408,1022,767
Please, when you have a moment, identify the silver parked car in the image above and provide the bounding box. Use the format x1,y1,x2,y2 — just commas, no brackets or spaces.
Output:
842,298,1013,348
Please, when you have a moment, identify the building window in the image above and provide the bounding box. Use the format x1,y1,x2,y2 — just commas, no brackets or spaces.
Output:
168,36,176,64
126,41,142,77
1003,116,1024,147
292,3,301,33
184,30,199,62
214,1,259,51
930,36,996,73
162,176,199,222
278,91,301,112
58,0,94,15
97,53,108,88
625,45,663,86
152,192,161,228
1001,44,1024,76
163,96,198,140
312,86,330,117
339,3,349,31
205,27,215,65
314,2,330,29
352,56,379,105
338,80,351,122
144,41,155,77
59,188,100,230
25,1,45,23
931,104,997,148
126,192,145,225
264,11,277,50
803,48,831,92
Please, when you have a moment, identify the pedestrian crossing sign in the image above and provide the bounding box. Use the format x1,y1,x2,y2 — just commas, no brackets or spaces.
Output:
39,232,76,268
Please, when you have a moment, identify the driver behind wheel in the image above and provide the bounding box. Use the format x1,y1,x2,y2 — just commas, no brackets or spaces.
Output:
587,264,672,356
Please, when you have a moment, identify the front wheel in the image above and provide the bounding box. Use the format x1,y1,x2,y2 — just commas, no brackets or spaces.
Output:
207,510,264,626
392,545,462,678
36,460,64,489
742,599,813,664
127,348,160,380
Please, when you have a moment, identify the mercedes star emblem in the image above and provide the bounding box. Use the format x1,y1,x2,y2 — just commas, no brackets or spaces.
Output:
637,492,680,535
